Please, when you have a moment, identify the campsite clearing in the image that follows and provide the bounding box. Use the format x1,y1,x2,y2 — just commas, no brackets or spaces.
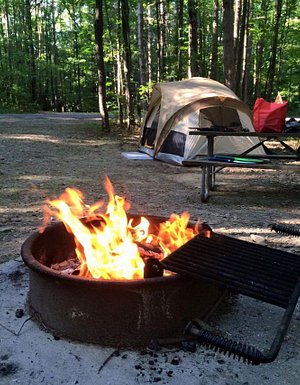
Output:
0,113,299,385
0,112,299,263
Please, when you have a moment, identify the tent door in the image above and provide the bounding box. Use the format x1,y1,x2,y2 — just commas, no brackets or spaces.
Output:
141,107,160,148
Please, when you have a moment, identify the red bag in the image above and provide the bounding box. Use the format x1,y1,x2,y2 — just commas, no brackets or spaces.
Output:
253,96,287,133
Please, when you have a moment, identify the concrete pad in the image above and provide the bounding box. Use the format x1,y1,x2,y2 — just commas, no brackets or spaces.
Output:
0,259,299,385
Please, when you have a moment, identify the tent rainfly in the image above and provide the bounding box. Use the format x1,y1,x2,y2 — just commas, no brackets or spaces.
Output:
138,77,265,165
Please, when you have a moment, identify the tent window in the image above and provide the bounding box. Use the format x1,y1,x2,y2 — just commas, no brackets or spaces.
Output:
201,107,242,128
141,108,160,147
160,131,186,156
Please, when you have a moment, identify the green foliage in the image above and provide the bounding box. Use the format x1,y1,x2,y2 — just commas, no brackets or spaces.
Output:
138,81,155,97
0,0,298,115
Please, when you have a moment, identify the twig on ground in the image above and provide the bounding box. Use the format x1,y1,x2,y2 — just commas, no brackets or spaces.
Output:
98,350,120,374
0,316,33,336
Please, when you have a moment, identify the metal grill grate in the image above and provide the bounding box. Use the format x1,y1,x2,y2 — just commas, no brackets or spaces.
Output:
162,232,300,308
161,231,300,364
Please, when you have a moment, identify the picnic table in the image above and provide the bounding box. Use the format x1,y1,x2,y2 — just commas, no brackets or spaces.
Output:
183,130,300,202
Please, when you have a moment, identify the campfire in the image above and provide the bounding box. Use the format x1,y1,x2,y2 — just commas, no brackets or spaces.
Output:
20,179,300,361
21,212,223,346
41,176,199,280
20,177,224,347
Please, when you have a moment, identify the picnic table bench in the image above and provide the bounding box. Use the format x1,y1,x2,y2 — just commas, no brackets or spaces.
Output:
184,130,300,202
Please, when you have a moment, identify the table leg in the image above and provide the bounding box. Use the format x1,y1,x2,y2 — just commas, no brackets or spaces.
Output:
207,136,214,157
206,136,215,192
210,166,216,190
200,165,210,202
276,139,300,157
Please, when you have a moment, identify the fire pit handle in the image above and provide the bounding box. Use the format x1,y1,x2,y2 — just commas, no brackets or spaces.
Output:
185,321,264,365
185,278,300,365
271,223,300,237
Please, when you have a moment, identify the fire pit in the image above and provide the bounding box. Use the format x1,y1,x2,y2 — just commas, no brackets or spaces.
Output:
21,216,225,346
20,178,300,363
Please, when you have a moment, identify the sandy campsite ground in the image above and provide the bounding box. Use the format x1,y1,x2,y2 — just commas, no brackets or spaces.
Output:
0,112,299,262
0,113,299,385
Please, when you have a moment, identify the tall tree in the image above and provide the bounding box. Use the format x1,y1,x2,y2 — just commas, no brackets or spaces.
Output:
95,0,109,130
235,0,248,97
210,0,219,79
188,0,200,77
253,0,269,100
25,0,37,104
241,0,251,102
115,0,125,127
137,2,146,86
233,0,241,67
2,0,12,103
264,0,283,99
222,0,235,90
121,0,135,129
155,0,167,81
175,0,184,80
146,3,153,86
50,0,59,110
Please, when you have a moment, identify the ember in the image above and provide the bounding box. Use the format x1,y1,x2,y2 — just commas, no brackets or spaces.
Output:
41,177,198,280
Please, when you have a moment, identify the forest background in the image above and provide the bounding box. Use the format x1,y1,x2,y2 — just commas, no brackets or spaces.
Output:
0,0,299,130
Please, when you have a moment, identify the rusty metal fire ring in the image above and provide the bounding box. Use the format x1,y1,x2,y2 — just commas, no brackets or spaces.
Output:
21,216,225,347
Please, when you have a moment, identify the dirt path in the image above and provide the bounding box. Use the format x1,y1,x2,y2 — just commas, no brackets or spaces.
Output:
0,113,299,263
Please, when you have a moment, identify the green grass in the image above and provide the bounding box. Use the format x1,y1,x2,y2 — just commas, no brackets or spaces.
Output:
0,105,39,114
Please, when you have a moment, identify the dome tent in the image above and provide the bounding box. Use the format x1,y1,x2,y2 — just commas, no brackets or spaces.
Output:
138,77,265,165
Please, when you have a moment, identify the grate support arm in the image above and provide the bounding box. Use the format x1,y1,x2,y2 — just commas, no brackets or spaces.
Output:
185,279,300,365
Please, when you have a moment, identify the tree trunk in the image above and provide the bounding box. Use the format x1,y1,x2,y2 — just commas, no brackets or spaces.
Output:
175,0,184,80
264,0,283,99
235,0,248,97
188,0,200,77
121,0,135,129
155,0,166,81
51,0,59,110
137,2,147,119
74,29,82,111
3,0,12,103
222,0,235,90
25,0,37,104
233,0,241,68
198,8,206,76
115,0,124,127
95,0,110,130
276,0,290,96
137,2,146,86
210,0,219,80
146,4,153,87
254,0,268,99
116,38,124,127
241,0,251,102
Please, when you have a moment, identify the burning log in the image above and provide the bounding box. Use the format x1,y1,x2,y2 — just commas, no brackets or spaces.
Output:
51,258,81,275
136,241,164,261
50,241,165,278
143,258,164,278
137,241,165,278
41,177,199,280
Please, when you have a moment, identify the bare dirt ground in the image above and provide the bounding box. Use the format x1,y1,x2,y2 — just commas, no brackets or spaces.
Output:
0,113,300,385
0,112,299,264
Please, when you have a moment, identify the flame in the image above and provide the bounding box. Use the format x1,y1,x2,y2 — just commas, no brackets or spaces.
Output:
42,177,198,280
